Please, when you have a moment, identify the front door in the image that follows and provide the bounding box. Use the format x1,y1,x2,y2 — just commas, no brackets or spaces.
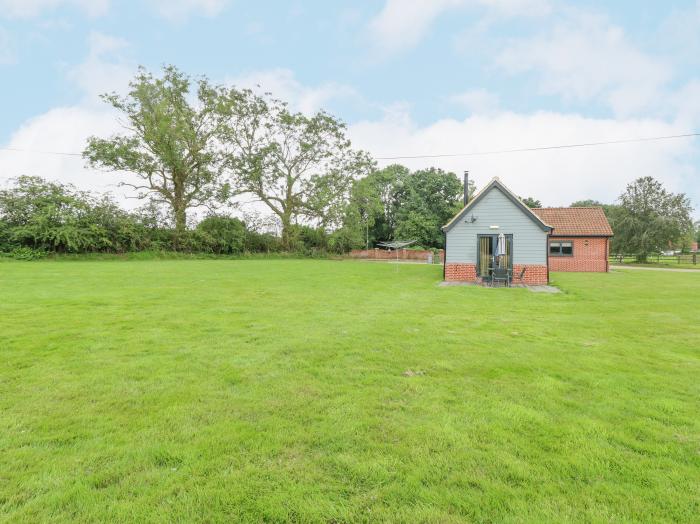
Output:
477,234,512,279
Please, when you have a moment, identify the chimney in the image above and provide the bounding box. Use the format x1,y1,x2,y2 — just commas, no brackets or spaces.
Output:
463,171,469,207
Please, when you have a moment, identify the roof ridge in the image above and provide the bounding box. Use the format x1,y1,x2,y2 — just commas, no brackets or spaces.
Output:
534,206,606,210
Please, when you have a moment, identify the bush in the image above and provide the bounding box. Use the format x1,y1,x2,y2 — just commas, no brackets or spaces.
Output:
0,177,153,254
196,216,246,254
284,224,330,254
244,231,282,253
327,228,358,254
8,247,47,260
0,177,326,257
0,219,13,252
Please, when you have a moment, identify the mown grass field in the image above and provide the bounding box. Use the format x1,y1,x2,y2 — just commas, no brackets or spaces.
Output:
1,260,699,522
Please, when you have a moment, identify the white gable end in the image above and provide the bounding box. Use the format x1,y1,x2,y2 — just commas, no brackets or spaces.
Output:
445,186,548,265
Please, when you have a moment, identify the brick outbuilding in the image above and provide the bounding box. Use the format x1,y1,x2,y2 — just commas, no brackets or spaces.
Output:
442,177,613,285
531,207,613,273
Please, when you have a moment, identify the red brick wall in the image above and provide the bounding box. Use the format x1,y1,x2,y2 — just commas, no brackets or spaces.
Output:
445,263,548,285
512,264,548,285
548,237,609,272
445,263,477,282
349,248,444,262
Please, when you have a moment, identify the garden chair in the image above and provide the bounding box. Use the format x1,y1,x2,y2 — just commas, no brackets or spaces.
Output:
491,267,510,287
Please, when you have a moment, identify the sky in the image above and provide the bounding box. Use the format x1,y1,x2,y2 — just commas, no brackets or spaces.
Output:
1,0,699,217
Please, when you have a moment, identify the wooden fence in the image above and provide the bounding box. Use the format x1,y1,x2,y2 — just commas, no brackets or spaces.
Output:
609,253,698,265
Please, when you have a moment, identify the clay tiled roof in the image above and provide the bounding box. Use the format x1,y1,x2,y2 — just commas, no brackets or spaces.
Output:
531,207,613,237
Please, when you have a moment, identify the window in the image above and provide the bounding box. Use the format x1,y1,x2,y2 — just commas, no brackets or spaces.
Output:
550,241,573,256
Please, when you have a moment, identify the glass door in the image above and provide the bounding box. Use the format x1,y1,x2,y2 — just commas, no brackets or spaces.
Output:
478,234,512,278
478,235,494,278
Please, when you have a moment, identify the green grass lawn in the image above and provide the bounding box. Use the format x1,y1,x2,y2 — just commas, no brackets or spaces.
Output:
1,260,699,523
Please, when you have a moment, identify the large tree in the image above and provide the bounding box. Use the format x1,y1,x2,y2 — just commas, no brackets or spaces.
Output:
520,196,542,208
83,65,227,243
217,89,373,248
341,165,471,249
343,165,408,248
393,168,465,248
615,176,693,261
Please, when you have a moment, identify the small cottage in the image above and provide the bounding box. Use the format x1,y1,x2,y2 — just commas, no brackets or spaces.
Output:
442,177,613,285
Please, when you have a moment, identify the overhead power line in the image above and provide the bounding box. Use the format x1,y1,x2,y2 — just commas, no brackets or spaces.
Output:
374,132,700,160
0,147,82,157
1,132,699,160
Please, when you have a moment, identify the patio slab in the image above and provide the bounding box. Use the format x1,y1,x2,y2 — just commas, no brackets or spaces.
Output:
438,281,560,292
527,285,561,293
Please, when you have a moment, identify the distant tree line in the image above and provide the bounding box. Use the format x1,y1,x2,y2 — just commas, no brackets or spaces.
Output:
1,66,695,260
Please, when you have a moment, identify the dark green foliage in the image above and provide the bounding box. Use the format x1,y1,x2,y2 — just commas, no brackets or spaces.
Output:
196,216,246,254
286,224,329,253
0,176,150,253
393,167,463,248
327,228,359,254
340,164,469,249
520,196,542,208
570,199,604,207
7,246,48,260
0,177,296,256
614,177,693,261
341,165,408,249
243,231,282,253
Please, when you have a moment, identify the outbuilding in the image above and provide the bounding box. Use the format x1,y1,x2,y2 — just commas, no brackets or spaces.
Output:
442,177,613,285
531,207,613,273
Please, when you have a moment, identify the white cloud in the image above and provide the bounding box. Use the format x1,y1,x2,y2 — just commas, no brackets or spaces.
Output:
227,68,358,115
149,0,229,22
0,32,136,201
496,10,671,117
671,80,700,128
349,107,700,209
449,88,500,114
368,0,550,55
67,31,133,99
368,0,466,55
0,106,126,195
479,0,550,15
0,0,109,18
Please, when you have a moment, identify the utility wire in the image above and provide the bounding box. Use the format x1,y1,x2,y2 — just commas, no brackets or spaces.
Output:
374,132,700,160
0,147,82,156
1,132,699,160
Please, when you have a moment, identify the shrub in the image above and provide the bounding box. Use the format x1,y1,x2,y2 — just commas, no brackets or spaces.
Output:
196,216,246,254
327,228,357,254
8,247,47,260
244,231,282,253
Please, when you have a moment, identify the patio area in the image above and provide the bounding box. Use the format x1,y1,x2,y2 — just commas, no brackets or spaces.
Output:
438,280,561,293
